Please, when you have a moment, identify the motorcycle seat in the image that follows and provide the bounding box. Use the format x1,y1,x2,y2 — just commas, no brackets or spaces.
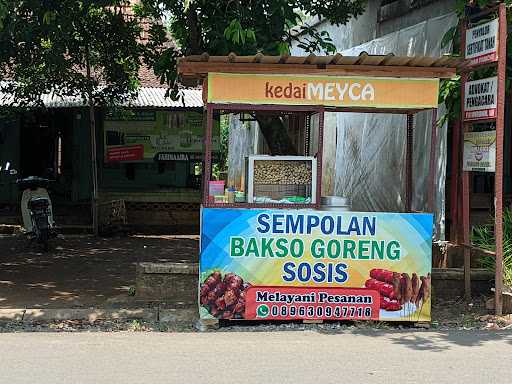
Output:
28,198,50,210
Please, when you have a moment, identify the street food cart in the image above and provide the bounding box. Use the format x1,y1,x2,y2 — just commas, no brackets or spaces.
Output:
177,53,461,322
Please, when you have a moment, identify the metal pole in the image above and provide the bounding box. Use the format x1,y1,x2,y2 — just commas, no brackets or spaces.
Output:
450,120,461,242
494,3,507,316
428,108,438,212
316,107,324,209
203,104,213,206
405,114,414,212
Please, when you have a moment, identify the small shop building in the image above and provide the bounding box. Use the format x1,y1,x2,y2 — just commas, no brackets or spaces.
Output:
0,83,209,232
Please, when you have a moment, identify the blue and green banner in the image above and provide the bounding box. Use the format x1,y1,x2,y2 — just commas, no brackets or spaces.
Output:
199,208,432,322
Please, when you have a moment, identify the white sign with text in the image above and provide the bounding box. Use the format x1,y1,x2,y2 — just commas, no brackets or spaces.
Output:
464,76,497,121
463,131,496,172
465,19,499,66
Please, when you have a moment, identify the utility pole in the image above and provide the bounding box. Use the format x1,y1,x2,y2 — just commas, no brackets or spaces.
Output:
85,45,99,236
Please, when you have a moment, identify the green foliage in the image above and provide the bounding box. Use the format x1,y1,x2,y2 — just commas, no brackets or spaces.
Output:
0,1,6,30
160,0,364,55
0,1,165,106
224,19,256,46
472,208,512,288
438,76,460,128
140,0,366,90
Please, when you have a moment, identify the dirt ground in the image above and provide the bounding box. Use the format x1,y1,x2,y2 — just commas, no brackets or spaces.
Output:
1,233,507,330
0,234,199,309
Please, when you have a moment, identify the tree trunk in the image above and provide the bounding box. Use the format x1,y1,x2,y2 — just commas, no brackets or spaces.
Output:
186,5,202,54
255,114,297,155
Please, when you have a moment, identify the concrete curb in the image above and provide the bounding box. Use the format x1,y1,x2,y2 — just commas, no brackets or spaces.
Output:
158,308,198,324
0,308,157,322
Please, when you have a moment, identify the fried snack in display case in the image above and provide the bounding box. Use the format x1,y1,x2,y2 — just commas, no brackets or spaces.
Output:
246,155,317,204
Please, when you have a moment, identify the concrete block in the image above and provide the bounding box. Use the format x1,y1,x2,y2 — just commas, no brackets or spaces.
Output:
136,262,199,304
432,268,494,300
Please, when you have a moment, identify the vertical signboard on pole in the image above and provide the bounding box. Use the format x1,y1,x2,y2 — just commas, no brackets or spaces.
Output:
464,77,497,121
463,131,496,172
465,19,499,66
460,6,507,315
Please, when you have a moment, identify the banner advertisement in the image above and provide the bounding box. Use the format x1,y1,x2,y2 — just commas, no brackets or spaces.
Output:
463,131,496,172
199,208,433,322
465,19,499,66
207,73,440,109
104,110,220,162
464,77,497,121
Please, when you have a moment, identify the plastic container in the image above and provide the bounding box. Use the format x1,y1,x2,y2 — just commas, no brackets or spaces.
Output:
319,196,351,211
226,187,236,204
214,195,226,204
208,180,225,197
235,191,246,203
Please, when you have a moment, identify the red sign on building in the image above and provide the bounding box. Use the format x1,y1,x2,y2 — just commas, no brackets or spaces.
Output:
107,145,144,162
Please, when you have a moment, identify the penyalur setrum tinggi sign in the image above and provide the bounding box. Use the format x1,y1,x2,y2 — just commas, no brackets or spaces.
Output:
465,18,499,66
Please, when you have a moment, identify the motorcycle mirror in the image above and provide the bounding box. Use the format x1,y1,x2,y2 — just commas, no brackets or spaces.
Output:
9,169,18,175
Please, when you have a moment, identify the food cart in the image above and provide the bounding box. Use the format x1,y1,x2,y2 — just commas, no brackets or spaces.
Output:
177,53,461,322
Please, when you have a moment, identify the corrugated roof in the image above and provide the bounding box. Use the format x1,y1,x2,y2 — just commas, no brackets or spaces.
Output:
0,84,203,109
178,52,464,83
180,52,464,68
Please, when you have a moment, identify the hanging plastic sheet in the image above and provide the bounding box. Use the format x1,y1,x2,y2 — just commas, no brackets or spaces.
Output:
333,13,457,240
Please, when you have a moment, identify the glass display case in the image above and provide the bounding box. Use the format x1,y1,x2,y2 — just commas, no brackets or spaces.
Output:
246,155,317,204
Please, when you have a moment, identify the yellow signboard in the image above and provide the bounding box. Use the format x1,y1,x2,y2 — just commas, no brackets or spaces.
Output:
208,73,440,109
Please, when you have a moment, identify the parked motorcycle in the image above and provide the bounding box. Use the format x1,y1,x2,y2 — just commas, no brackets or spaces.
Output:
17,176,56,251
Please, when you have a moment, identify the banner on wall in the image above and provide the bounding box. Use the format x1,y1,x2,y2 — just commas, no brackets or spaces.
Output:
464,77,497,121
465,19,499,66
199,208,433,322
463,130,496,172
207,73,440,109
104,110,220,162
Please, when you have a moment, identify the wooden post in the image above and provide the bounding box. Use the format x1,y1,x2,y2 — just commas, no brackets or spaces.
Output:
88,102,98,236
494,3,507,315
203,104,214,206
460,15,471,300
85,45,98,236
428,108,438,212
449,120,461,242
405,114,414,212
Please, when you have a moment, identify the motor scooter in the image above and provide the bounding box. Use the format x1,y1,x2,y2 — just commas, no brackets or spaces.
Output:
16,176,56,251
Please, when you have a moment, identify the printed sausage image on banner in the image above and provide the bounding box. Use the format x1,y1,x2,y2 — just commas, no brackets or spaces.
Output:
199,209,433,322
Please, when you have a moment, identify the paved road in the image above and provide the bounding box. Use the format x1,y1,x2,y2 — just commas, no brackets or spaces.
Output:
1,330,511,383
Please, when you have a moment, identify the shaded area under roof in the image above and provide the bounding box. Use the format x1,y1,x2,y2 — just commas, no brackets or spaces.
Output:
178,52,464,84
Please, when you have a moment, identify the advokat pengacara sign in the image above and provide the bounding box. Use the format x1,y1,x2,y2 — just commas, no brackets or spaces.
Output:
464,76,497,121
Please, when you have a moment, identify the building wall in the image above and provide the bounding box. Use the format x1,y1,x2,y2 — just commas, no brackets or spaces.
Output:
98,108,205,196
377,0,457,37
0,115,20,205
0,107,204,231
291,0,457,54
